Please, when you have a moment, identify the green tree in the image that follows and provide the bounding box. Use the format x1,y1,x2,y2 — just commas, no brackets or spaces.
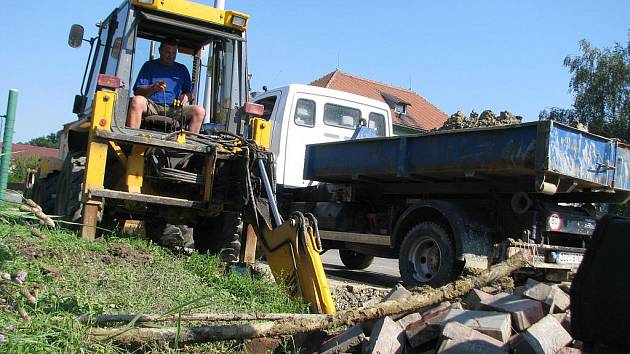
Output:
8,155,39,183
25,133,59,148
540,35,630,141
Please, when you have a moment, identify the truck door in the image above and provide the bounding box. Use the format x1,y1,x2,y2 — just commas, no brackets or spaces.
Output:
283,97,364,187
253,91,283,155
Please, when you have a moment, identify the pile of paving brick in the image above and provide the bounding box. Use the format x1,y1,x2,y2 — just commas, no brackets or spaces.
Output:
319,279,577,354
438,110,523,131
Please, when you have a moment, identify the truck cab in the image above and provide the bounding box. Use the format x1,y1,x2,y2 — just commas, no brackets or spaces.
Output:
252,84,393,188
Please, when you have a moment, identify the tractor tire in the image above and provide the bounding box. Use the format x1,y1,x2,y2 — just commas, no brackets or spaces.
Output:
145,221,194,249
30,171,59,215
55,152,102,228
194,212,243,264
398,222,456,288
339,250,374,270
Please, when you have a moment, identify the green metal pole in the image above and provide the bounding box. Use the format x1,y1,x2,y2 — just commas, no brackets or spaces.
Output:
0,89,18,200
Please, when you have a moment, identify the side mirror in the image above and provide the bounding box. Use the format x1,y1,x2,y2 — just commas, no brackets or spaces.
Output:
72,94,87,114
68,24,84,48
111,37,122,59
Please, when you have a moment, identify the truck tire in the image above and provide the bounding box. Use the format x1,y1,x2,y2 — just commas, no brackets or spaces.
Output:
194,212,243,264
399,222,456,287
31,172,59,215
339,250,374,270
571,215,630,350
56,153,102,227
145,222,194,249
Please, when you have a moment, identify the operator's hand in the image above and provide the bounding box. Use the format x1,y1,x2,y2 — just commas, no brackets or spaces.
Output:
152,81,167,93
178,93,189,106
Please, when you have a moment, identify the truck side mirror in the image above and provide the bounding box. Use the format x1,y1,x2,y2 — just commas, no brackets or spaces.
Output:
68,24,84,48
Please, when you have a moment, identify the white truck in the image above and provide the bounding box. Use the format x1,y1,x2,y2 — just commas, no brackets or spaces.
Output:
251,84,392,188
248,84,625,287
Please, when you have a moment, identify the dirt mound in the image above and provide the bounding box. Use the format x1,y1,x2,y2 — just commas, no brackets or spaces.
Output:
100,243,153,265
10,236,45,260
438,110,523,131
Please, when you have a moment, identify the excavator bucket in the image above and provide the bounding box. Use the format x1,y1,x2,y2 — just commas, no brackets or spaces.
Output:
258,212,335,314
245,118,334,314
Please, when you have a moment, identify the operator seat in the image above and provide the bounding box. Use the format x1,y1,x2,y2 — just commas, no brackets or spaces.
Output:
141,114,182,132
139,100,193,132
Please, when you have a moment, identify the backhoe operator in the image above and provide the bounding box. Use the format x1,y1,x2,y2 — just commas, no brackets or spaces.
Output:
126,37,205,134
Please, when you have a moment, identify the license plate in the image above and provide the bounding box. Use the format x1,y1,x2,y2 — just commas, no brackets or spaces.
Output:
554,252,583,265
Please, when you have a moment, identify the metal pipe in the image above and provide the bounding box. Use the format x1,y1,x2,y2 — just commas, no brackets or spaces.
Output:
149,40,156,60
0,89,18,199
202,44,213,123
257,159,282,227
203,0,225,123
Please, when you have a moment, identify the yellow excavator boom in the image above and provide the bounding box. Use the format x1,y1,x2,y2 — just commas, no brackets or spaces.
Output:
249,117,335,314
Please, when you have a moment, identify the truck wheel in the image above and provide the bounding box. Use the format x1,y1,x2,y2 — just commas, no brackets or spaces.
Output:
339,250,374,270
56,153,102,227
145,222,194,249
31,171,59,215
194,212,243,264
399,222,455,287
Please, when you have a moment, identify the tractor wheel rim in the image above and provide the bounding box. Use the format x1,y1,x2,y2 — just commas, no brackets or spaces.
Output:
409,236,442,283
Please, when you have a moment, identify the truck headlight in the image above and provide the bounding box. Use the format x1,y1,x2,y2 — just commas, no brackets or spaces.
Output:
231,15,247,28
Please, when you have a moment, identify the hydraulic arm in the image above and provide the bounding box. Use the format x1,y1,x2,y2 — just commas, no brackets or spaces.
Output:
244,117,334,314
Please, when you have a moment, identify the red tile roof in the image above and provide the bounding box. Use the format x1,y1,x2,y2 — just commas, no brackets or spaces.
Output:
0,143,59,159
309,69,448,131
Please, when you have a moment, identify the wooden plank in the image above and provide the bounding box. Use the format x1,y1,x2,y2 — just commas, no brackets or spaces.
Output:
81,203,100,240
319,230,390,246
89,188,205,209
241,224,258,265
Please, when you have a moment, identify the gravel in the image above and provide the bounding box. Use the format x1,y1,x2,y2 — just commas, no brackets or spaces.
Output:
332,284,389,311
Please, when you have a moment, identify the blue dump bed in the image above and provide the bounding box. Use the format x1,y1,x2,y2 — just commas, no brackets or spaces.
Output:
304,121,630,196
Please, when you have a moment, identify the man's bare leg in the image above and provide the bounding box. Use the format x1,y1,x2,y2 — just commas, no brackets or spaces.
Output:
186,105,205,134
126,96,149,129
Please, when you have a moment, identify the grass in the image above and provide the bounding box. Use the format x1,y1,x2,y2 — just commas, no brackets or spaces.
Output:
0,207,307,353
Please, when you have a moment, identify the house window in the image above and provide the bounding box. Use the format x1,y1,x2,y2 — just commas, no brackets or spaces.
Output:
394,103,406,115
294,99,315,127
323,103,361,129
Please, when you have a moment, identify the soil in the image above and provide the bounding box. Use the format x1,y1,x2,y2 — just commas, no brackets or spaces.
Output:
14,238,44,260
101,243,153,265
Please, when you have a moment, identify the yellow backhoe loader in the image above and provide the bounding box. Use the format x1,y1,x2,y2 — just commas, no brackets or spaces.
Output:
26,0,334,314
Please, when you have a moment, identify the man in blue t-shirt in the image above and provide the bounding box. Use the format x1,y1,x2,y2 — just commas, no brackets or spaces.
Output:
126,37,205,133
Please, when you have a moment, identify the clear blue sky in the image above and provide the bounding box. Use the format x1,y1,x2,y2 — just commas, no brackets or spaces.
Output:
1,1,628,142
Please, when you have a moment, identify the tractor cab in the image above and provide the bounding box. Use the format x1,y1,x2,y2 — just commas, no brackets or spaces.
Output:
68,0,249,140
55,0,257,241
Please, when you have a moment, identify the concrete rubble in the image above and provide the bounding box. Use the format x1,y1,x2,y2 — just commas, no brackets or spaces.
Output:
437,110,523,131
311,277,582,354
